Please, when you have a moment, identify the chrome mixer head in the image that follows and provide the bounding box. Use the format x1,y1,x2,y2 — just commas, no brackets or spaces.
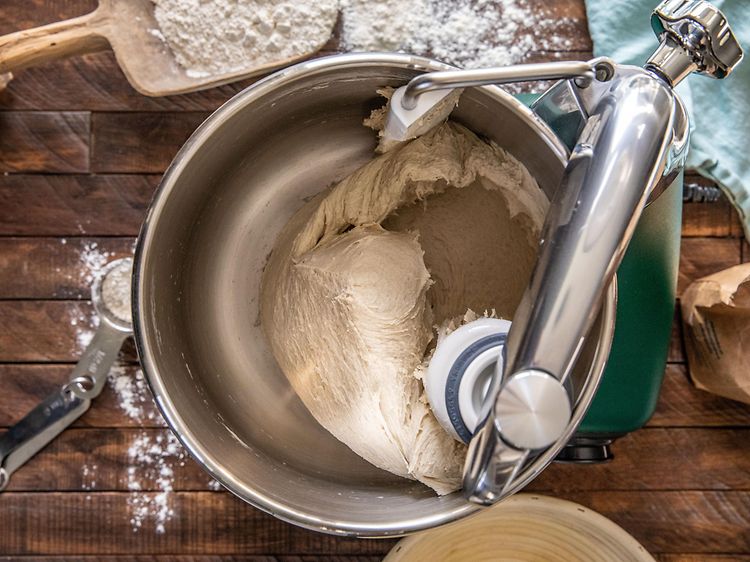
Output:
418,0,742,506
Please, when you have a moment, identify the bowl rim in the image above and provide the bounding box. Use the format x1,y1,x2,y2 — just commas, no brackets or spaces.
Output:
133,52,616,537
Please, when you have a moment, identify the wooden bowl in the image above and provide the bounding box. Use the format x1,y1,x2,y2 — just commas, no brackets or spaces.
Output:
384,494,654,562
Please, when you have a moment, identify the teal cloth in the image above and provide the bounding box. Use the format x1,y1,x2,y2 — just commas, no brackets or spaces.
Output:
585,0,750,239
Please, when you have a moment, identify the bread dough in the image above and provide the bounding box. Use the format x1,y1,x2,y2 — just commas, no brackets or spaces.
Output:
260,120,547,494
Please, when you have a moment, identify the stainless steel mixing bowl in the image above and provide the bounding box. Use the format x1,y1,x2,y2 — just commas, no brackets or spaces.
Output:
133,53,616,537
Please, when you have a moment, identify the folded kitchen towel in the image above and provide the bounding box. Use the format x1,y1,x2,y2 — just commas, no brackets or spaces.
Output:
585,0,750,239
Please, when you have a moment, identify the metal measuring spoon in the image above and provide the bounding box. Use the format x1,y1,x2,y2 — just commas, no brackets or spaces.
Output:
0,258,134,491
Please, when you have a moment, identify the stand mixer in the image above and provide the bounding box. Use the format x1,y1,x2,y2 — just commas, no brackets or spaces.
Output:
393,0,744,504
131,0,743,536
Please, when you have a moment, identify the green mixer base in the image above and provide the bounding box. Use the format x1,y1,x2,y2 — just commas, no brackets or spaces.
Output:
519,93,683,462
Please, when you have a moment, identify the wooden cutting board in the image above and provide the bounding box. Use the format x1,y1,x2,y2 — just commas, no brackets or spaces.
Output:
0,0,335,96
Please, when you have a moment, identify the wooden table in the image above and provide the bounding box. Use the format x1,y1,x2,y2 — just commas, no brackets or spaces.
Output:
1,1,749,560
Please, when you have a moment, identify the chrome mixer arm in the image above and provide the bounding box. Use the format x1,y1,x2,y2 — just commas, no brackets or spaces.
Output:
463,0,743,504
464,68,684,504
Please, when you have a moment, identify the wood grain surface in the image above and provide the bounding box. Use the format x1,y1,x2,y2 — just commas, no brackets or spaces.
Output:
1,0,749,560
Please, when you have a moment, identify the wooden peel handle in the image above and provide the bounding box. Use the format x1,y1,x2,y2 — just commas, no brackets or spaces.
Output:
0,12,109,75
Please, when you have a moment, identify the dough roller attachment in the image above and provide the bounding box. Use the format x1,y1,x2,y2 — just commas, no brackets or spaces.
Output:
411,0,743,505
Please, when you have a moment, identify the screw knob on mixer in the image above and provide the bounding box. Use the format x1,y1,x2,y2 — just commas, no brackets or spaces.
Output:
646,0,743,86
495,370,572,451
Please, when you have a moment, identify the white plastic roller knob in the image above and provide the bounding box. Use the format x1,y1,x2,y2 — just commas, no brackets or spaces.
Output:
425,318,511,443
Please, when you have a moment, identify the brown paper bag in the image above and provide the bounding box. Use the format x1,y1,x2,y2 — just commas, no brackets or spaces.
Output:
681,263,750,404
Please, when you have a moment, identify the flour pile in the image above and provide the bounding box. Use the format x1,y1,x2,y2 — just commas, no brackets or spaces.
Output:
339,0,575,68
261,108,547,494
151,0,338,78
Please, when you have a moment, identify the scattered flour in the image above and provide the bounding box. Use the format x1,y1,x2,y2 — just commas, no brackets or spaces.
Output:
151,0,339,77
108,366,158,423
127,431,184,534
108,367,180,533
81,463,98,491
339,0,575,69
84,365,222,534
68,306,98,352
79,241,113,287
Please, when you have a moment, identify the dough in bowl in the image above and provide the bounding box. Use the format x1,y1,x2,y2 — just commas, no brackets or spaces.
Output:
260,119,547,494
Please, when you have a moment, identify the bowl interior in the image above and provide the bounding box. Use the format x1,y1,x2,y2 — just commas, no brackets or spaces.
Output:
135,54,608,535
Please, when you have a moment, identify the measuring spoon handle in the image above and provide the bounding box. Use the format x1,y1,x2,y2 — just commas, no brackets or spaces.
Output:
0,322,129,491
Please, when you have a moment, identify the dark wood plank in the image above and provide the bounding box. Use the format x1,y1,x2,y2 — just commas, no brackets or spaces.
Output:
1,53,254,112
0,175,155,236
650,364,750,427
669,305,685,364
0,364,163,429
0,492,396,555
0,491,747,554
553,491,750,555
0,301,140,362
0,111,89,173
0,0,97,34
534,428,750,492
91,112,208,173
5,426,749,492
0,558,383,562
678,237,742,294
0,237,135,298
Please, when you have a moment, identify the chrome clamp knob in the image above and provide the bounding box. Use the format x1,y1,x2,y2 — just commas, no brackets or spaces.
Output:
495,370,571,451
647,0,743,86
